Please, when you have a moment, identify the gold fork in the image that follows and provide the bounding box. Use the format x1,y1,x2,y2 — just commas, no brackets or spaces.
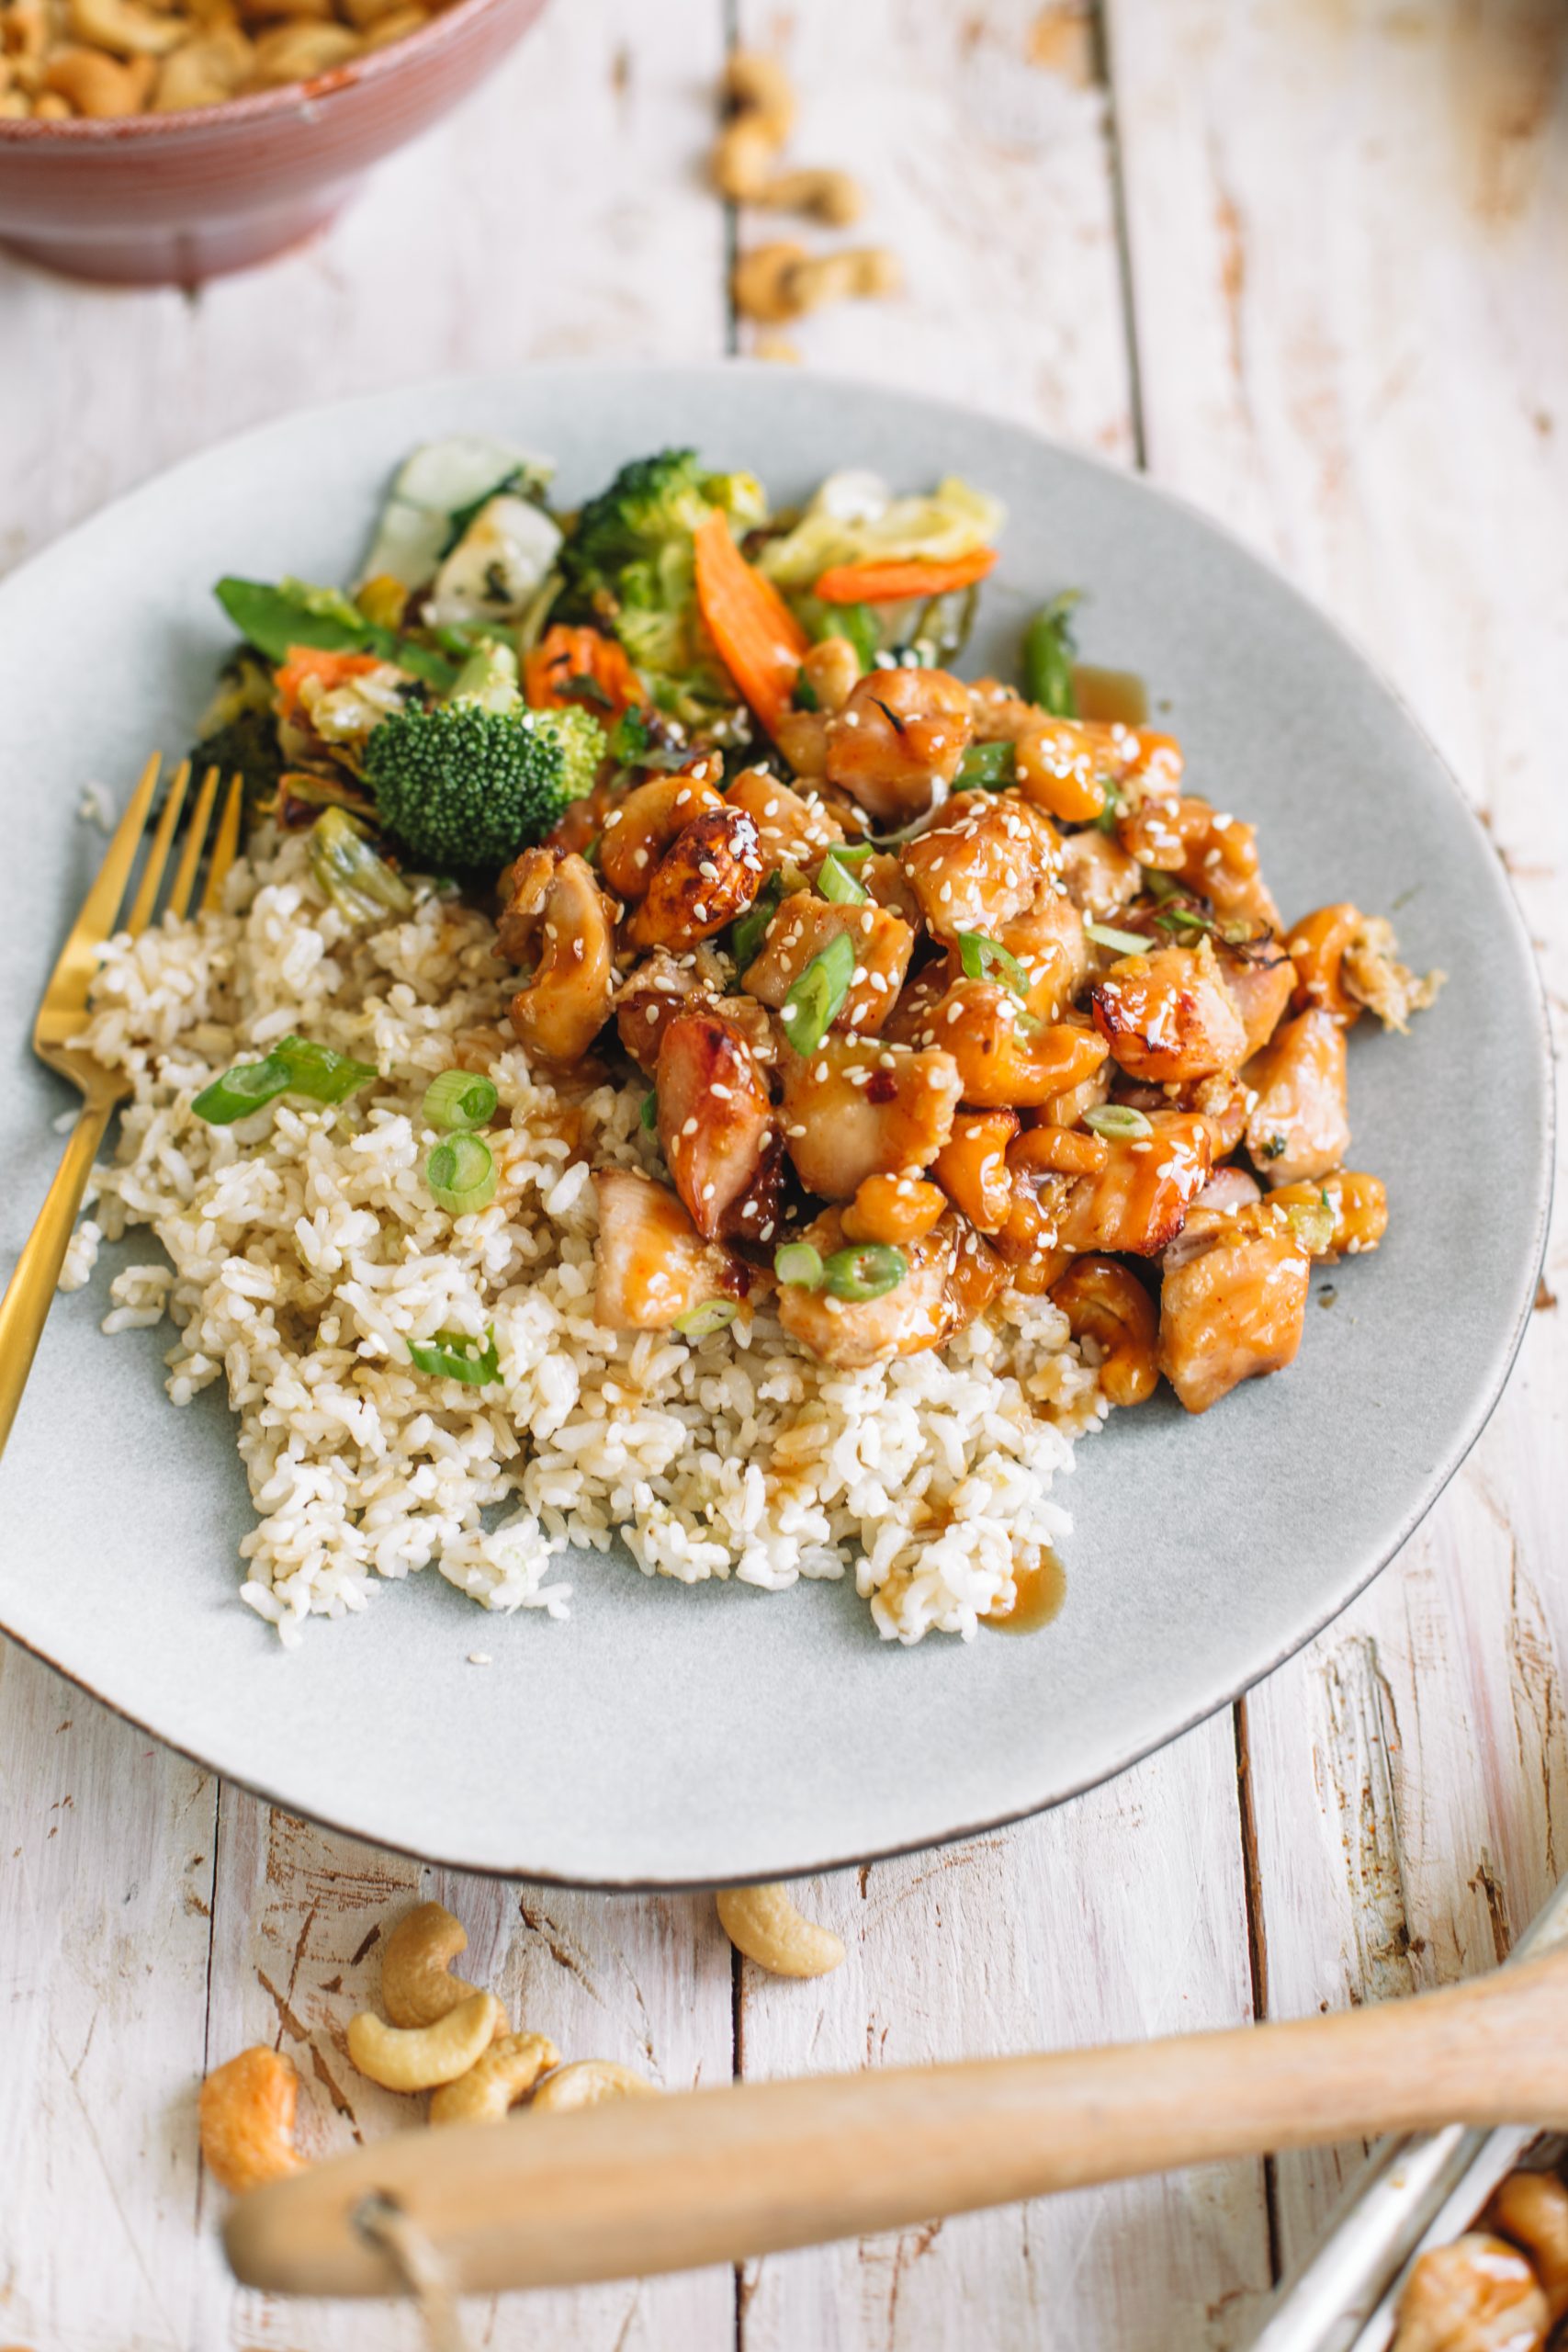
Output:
0,754,243,1460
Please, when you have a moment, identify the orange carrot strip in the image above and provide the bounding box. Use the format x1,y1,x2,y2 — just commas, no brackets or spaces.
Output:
813,548,998,605
524,624,648,722
693,507,808,741
274,646,383,722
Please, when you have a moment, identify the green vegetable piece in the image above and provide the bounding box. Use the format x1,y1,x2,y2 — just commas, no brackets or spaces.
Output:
450,639,522,714
424,1131,498,1215
1022,593,1080,718
1084,1104,1153,1141
1084,920,1151,956
407,1327,502,1385
818,847,868,906
820,1243,908,1303
1284,1199,1336,1255
779,930,855,1055
213,575,456,691
813,599,879,672
309,808,415,927
773,1242,824,1289
957,931,1030,1000
674,1300,739,1340
190,1056,291,1125
729,871,784,974
792,672,821,713
639,1089,659,1131
270,1035,378,1106
954,741,1016,791
422,1069,498,1131
366,701,605,871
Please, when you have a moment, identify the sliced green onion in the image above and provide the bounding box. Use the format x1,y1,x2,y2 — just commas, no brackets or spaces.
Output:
674,1299,739,1340
424,1131,498,1215
955,740,1015,791
792,671,820,713
640,1089,659,1131
422,1069,498,1131
1094,784,1124,837
1084,921,1151,956
1021,592,1080,718
958,931,1031,1001
407,1326,501,1385
818,847,868,906
309,807,414,927
271,1035,378,1106
1284,1200,1336,1255
729,871,784,973
1084,1104,1153,1141
821,1243,908,1303
826,840,874,864
191,1056,291,1125
779,931,855,1056
1153,903,1212,939
773,1242,824,1289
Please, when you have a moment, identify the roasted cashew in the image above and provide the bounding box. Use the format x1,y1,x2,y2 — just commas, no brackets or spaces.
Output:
68,0,184,56
198,2046,308,2193
346,1990,506,2092
733,242,901,324
245,17,357,84
752,166,864,226
710,114,776,199
501,848,617,1067
152,26,251,106
599,766,726,899
720,46,794,142
529,2059,660,2113
380,1900,482,2030
428,2031,560,2126
1050,1255,1159,1408
42,43,152,111
716,1884,846,1978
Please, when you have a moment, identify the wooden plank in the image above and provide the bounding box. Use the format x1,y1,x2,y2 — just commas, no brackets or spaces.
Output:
0,1639,216,2351
729,6,1273,2346
1108,0,1568,2275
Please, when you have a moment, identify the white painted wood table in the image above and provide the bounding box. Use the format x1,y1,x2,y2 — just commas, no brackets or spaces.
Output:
2,4,1564,2345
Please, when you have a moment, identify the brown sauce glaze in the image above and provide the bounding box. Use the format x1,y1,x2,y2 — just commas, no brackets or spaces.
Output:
1071,664,1149,727
983,1547,1067,1634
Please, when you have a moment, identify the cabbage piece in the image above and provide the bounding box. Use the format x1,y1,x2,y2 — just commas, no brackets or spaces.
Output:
427,494,563,628
360,437,556,593
757,471,1006,590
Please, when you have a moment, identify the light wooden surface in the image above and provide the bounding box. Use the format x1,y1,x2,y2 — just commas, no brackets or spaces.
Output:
0,2,1562,2345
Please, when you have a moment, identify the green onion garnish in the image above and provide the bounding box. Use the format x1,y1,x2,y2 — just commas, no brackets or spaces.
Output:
1021,592,1080,718
730,872,784,973
818,848,868,906
780,931,855,1055
1285,1200,1336,1255
424,1131,498,1216
1095,784,1124,836
674,1299,739,1340
407,1326,501,1385
1084,921,1151,956
270,1035,378,1105
640,1089,659,1131
1084,1104,1153,1141
191,1057,292,1125
955,740,1015,791
958,931,1031,1001
792,672,821,713
773,1242,824,1289
821,1243,908,1303
422,1070,498,1131
827,840,874,863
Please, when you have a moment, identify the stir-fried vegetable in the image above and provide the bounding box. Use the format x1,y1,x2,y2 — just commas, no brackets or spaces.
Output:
406,1327,502,1385
814,548,997,605
214,574,456,691
192,1035,378,1125
422,1070,498,1131
692,507,808,741
309,808,415,926
778,930,855,1055
1021,594,1080,718
424,1132,498,1215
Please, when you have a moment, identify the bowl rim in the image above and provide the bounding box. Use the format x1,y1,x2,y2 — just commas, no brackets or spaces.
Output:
0,0,516,142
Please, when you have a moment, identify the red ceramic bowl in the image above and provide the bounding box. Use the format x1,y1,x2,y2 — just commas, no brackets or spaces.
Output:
0,0,548,286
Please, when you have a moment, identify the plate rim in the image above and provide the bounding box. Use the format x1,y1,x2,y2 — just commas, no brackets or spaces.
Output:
0,361,1554,1888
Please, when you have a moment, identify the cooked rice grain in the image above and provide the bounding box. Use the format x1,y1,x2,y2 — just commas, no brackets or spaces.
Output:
69,828,1105,1645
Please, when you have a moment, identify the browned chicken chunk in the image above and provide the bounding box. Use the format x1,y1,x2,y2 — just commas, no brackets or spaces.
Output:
1055,1110,1213,1257
725,765,843,867
656,1013,775,1239
1390,2234,1550,2352
592,1170,752,1332
774,1209,956,1368
1156,1201,1312,1412
1215,941,1295,1058
779,1035,963,1200
1091,942,1248,1085
743,894,915,1035
1244,1008,1349,1185
823,666,975,826
901,791,1060,937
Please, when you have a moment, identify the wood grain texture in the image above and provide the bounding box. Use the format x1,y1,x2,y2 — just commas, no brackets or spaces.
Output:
1109,0,1568,2281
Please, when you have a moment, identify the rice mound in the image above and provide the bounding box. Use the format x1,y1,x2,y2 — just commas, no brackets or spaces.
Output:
63,827,1106,1646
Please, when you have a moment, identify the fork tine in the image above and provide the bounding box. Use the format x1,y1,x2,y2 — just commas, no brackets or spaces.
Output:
166,763,221,921
125,759,192,934
72,752,164,951
198,773,243,917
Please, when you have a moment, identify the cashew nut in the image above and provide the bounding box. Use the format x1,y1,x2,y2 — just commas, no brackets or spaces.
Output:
428,2031,561,2127
752,167,864,227
42,43,153,112
68,0,184,55
1049,1254,1159,1408
152,25,250,106
501,848,618,1068
599,766,726,899
719,47,794,143
198,2046,308,2193
380,1900,482,2030
347,1990,506,2093
244,16,356,83
716,1884,846,1978
32,86,73,113
733,243,902,324
529,2059,660,2113
710,115,777,200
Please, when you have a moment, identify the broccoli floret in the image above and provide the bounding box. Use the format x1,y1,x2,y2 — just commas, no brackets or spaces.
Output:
558,450,766,724
366,702,605,872
190,705,286,820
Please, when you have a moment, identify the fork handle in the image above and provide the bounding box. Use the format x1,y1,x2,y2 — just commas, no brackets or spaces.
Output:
0,1099,115,1459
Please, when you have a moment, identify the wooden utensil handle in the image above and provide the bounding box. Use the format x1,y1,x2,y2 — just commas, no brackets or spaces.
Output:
226,1947,1568,2301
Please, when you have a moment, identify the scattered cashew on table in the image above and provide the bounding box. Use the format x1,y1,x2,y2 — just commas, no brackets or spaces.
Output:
197,1885,843,2195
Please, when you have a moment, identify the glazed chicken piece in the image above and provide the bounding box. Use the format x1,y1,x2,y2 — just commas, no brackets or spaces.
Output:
852,849,923,929
655,1013,775,1240
725,765,843,867
900,792,1060,938
1054,1109,1212,1258
1244,1008,1350,1185
778,1035,964,1201
1390,2234,1550,2352
1214,941,1295,1058
592,1170,752,1332
742,894,915,1035
965,682,1185,811
1058,828,1143,921
1091,941,1248,1086
1117,795,1280,928
915,980,1109,1110
823,666,975,827
499,849,617,1067
993,887,1090,1020
624,807,765,953
614,951,775,1077
774,1209,956,1369
1156,1200,1313,1413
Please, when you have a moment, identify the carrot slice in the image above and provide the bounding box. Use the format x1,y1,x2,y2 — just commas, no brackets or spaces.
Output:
274,646,384,722
813,548,998,605
524,624,648,722
693,507,808,741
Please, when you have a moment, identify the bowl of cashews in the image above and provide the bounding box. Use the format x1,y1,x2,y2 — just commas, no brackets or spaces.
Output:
0,0,548,284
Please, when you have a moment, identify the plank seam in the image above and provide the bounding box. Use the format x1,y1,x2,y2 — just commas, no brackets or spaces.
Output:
1091,0,1149,471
